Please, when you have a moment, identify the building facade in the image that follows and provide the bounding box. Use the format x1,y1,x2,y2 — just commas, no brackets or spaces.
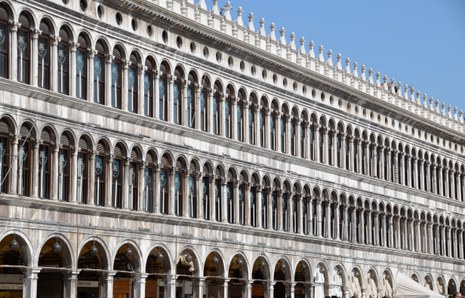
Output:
0,0,464,297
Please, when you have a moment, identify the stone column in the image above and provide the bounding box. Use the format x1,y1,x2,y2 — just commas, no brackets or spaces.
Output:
269,282,275,298
224,279,230,298
164,75,172,122
9,136,18,195
360,209,365,244
154,72,160,119
169,169,175,215
105,272,115,298
324,200,331,238
334,201,340,240
388,216,393,248
66,271,78,298
357,138,362,173
256,185,263,229
348,136,354,171
451,170,456,199
267,190,273,230
265,109,271,150
137,65,145,115
316,198,322,237
285,117,291,154
51,145,59,200
134,273,147,298
31,141,40,198
105,54,113,107
88,152,96,205
457,173,463,201
31,30,39,86
295,119,301,157
373,212,379,246
219,94,226,137
340,133,346,168
277,190,283,231
221,180,228,223
105,155,113,207
427,223,434,254
385,148,391,181
297,194,303,234
198,278,206,298
276,113,282,153
243,102,250,144
68,147,78,203
244,183,250,226
437,166,444,195
324,128,329,165
23,268,40,298
138,162,146,211
153,167,160,213
231,98,237,139
378,146,384,179
9,22,19,81
342,205,348,241
87,49,95,101
351,207,357,243
50,35,60,91
122,159,130,209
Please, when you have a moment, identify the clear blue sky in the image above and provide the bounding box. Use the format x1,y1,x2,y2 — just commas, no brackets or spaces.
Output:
216,0,465,113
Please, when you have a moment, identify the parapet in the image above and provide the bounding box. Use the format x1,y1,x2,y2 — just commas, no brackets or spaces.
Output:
153,0,465,133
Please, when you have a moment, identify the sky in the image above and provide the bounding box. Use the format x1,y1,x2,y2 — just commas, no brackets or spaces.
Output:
214,0,465,114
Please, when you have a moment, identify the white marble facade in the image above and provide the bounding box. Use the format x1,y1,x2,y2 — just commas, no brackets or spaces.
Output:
0,0,464,297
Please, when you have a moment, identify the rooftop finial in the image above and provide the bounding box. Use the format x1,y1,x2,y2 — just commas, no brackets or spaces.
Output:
212,0,220,15
368,68,373,84
336,53,342,70
279,27,286,45
352,62,358,77
300,37,306,54
318,45,324,62
259,18,266,36
309,41,315,58
236,7,243,26
269,23,276,41
248,12,255,31
344,57,351,73
361,65,366,81
289,32,296,50
327,49,333,66
221,1,232,20
199,0,207,9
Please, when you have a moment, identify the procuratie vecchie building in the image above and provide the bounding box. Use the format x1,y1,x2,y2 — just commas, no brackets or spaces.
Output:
0,0,464,297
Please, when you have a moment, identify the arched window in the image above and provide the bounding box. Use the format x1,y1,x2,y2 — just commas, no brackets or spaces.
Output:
290,113,298,156
38,20,52,89
77,137,90,204
272,181,278,230
0,5,10,78
227,171,234,224
188,162,198,218
94,41,106,104
111,47,124,109
213,87,221,135
39,128,53,199
310,116,317,161
143,152,156,212
214,168,222,221
302,191,309,235
58,27,71,95
76,34,88,100
112,145,124,208
248,99,256,145
144,57,156,117
259,100,266,148
281,111,287,154
129,149,139,210
95,141,107,206
18,13,32,84
270,108,277,151
200,78,209,132
292,193,298,233
173,68,183,125
174,159,185,216
300,119,306,158
237,98,244,142
225,89,233,138
282,185,289,232
159,155,170,214
238,180,245,225
202,165,211,220
187,73,196,128
159,63,169,121
128,53,139,113
250,176,258,228
58,132,72,202
0,119,11,193
261,179,269,229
